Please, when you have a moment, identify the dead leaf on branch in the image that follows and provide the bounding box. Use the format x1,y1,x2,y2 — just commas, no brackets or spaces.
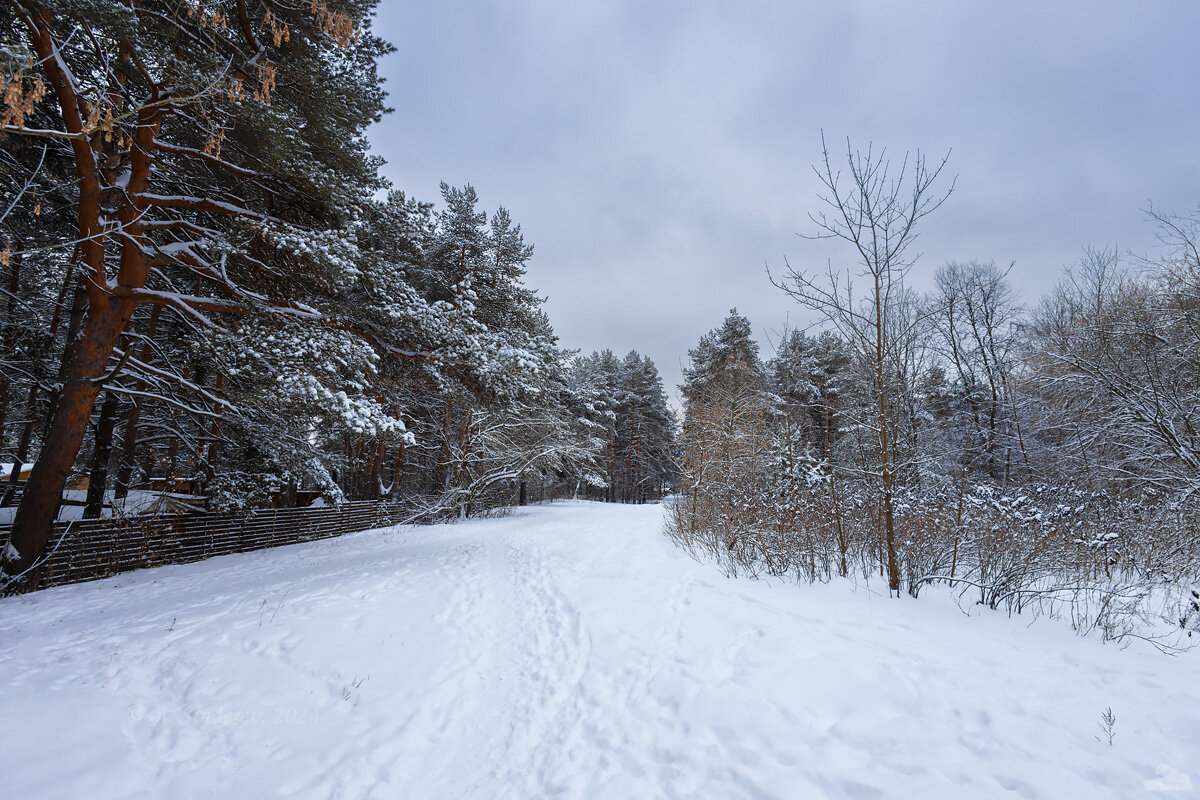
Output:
1,73,47,129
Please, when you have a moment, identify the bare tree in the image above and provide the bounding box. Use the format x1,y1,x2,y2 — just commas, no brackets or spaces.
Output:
771,133,954,593
1029,224,1200,497
930,260,1028,483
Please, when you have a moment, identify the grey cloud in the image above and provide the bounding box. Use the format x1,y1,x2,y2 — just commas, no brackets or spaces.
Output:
368,0,1200,399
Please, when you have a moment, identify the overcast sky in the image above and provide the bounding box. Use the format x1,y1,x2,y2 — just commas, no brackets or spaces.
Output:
367,0,1200,401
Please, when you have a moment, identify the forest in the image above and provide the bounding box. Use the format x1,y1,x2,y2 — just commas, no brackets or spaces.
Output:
2,3,1199,797
1,0,1197,648
670,140,1200,643
0,1,674,589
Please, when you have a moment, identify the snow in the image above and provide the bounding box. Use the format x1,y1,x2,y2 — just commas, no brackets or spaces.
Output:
0,490,202,525
0,500,1197,799
0,461,32,479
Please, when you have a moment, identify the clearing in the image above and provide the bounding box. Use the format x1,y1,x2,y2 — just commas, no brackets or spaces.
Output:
1,500,1196,798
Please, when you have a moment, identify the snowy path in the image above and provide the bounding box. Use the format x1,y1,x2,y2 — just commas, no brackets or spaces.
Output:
1,501,1197,799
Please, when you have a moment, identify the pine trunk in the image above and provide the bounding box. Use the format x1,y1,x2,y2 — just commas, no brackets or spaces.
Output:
8,301,134,573
83,391,120,518
114,305,162,501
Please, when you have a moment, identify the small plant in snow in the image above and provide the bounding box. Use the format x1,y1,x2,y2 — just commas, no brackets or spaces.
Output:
1097,706,1117,746
342,675,369,703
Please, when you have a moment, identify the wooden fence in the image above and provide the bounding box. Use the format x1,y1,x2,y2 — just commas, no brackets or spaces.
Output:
0,500,419,594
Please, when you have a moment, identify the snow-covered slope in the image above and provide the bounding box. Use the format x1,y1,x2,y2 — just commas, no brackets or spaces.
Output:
1,501,1196,799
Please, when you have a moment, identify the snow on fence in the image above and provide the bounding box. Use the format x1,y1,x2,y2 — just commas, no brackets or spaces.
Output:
0,501,416,593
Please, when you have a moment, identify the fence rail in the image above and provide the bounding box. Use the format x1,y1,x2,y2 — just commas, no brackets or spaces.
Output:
0,500,419,593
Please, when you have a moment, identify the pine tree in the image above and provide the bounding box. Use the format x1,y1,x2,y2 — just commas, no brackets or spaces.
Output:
568,349,674,503
1,0,395,574
618,351,675,503
675,310,772,560
681,308,762,405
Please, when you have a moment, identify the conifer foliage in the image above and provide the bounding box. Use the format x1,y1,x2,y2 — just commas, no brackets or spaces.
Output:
569,349,675,503
0,0,397,573
674,310,772,560
0,2,664,586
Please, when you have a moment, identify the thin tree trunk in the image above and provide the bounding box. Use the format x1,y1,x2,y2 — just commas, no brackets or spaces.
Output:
627,399,639,504
951,469,965,580
438,401,453,490
2,264,77,508
386,440,405,497
0,242,24,452
195,372,224,499
368,440,385,499
83,391,120,518
875,273,901,593
0,388,37,508
114,304,163,501
826,407,848,578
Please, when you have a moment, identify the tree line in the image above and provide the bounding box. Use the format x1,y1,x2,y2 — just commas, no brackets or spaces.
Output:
670,137,1200,643
0,1,674,587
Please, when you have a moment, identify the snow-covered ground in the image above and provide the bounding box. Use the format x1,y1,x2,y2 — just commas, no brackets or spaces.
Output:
0,489,205,524
1,501,1196,799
